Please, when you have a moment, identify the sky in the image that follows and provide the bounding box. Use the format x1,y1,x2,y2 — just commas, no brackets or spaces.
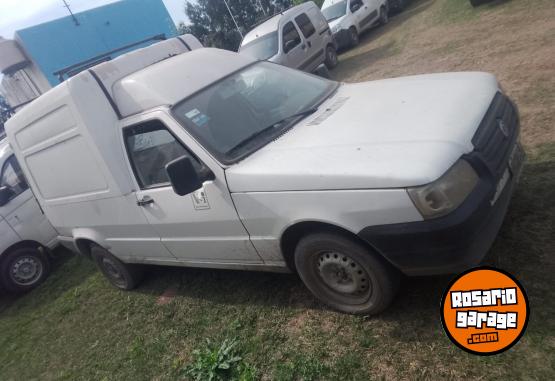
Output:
0,0,191,39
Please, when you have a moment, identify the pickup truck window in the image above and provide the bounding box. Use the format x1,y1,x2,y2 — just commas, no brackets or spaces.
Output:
172,62,337,165
0,155,28,200
124,120,201,189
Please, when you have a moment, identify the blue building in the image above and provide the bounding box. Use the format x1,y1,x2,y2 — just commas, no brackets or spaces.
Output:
0,0,178,108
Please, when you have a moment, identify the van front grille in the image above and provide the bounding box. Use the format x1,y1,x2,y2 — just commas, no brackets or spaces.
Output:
471,92,520,180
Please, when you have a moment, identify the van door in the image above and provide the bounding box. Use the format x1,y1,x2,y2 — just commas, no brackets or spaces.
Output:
359,0,379,31
281,21,306,70
294,12,324,72
122,117,262,264
0,155,57,244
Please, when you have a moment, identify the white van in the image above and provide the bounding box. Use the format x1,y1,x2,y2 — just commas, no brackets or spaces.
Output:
239,2,338,72
5,44,523,314
322,0,389,49
0,139,58,292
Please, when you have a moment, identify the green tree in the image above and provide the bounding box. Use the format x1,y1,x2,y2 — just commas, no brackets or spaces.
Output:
180,0,322,51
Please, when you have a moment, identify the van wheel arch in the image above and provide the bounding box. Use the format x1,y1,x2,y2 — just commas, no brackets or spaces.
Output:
1,240,47,260
75,238,99,259
280,222,388,272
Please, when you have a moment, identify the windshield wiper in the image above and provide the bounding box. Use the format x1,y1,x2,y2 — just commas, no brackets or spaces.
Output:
227,107,319,155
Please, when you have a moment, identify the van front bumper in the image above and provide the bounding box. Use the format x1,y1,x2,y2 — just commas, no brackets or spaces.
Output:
358,145,524,276
359,92,522,276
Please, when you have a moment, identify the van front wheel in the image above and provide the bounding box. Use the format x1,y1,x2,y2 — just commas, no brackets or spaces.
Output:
324,45,338,69
91,245,144,290
294,233,400,315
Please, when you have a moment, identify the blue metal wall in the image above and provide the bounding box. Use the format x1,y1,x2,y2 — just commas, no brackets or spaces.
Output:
16,0,178,86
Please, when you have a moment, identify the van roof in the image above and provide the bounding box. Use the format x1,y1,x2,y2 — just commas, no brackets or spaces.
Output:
241,1,315,47
111,48,255,117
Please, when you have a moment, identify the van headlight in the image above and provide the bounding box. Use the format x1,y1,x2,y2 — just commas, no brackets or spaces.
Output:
331,24,341,33
408,159,479,219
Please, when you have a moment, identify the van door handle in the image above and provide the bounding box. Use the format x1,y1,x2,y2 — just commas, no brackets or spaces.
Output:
137,196,154,206
307,41,312,48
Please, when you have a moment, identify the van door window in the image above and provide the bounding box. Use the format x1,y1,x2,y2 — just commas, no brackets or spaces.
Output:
0,155,29,200
350,0,363,12
124,120,201,189
282,21,301,53
295,13,315,38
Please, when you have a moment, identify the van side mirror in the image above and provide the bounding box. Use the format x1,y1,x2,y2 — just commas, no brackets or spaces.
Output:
165,156,213,196
351,3,361,12
0,186,14,207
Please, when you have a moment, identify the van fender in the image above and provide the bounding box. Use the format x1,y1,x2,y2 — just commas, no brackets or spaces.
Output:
71,228,110,258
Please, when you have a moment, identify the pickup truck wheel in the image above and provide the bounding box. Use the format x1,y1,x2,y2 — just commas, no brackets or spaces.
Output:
349,27,359,47
294,233,400,315
324,45,338,69
91,245,144,290
0,247,51,293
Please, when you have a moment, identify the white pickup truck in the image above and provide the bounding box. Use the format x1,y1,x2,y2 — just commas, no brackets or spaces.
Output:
5,40,523,314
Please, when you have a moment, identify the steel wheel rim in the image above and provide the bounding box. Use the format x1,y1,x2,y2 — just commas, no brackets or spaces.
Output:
316,251,371,300
10,255,43,286
101,258,126,287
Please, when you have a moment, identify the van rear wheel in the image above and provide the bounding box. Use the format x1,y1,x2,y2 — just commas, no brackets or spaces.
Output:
294,233,400,315
0,247,51,293
91,245,144,290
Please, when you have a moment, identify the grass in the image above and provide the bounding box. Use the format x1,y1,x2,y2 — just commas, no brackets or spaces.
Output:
1,0,555,379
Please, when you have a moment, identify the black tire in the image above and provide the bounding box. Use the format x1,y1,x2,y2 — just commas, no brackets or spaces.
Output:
324,45,338,69
91,245,144,290
348,27,359,47
380,5,389,25
0,246,51,293
390,0,406,13
470,0,489,7
294,233,400,315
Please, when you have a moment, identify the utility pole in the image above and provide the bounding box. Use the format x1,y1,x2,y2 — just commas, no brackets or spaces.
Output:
62,0,80,26
223,0,243,38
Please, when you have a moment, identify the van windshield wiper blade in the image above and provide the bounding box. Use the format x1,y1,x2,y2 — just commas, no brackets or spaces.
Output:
227,107,319,154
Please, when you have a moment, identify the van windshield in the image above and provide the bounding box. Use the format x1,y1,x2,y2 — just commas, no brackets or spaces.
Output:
172,62,337,164
322,1,347,22
239,32,278,60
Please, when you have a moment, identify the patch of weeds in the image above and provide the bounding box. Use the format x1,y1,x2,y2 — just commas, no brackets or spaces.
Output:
182,338,256,381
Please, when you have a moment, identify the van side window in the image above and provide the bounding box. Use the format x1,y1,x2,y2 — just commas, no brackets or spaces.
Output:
350,0,363,12
295,13,315,38
282,22,301,53
0,155,29,200
124,120,201,189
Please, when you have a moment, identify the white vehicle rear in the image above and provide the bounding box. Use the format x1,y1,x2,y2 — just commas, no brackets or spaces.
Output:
322,0,389,48
5,43,523,314
0,139,57,292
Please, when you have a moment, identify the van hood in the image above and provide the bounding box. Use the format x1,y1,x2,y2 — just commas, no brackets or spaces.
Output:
226,72,499,192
